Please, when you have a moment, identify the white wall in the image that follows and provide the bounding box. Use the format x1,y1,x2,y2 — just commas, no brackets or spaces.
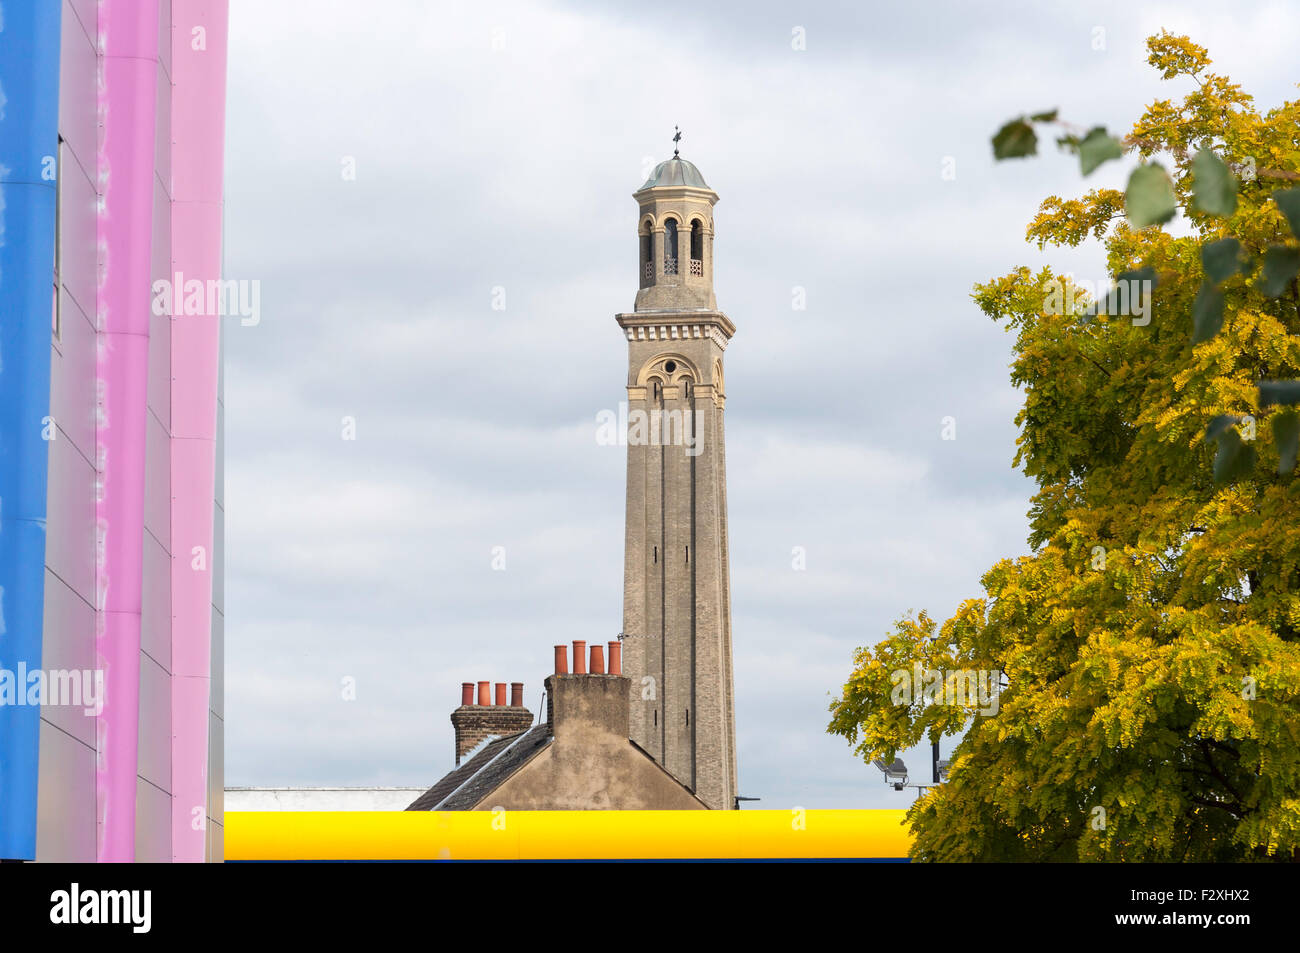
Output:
225,788,427,812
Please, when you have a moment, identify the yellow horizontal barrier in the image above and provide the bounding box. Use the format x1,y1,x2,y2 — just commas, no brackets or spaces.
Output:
226,809,912,861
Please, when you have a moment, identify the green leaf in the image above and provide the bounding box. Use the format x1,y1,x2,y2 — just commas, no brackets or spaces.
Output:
1078,127,1124,176
1126,164,1177,228
1260,380,1300,407
993,119,1037,159
1211,427,1257,485
1201,238,1243,284
1273,188,1300,238
1192,282,1225,343
1259,246,1300,297
1028,109,1059,122
1273,410,1300,475
1190,149,1238,217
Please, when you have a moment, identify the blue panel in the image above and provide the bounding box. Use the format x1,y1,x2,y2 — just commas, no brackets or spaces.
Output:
0,0,63,861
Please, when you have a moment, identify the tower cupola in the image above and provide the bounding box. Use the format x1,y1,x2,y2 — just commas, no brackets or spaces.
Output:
634,132,719,312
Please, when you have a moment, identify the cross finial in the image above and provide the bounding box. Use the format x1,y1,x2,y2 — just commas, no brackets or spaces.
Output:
673,125,681,157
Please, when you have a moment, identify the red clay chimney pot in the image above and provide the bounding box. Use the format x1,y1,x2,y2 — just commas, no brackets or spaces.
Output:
461,682,475,706
554,644,568,675
510,682,524,707
494,682,506,706
572,640,587,674
477,681,491,706
608,641,622,676
590,643,605,675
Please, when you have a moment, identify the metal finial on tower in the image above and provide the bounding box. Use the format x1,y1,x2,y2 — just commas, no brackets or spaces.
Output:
673,125,681,157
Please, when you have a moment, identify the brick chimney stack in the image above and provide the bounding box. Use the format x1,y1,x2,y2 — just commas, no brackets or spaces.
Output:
545,641,631,743
450,677,534,766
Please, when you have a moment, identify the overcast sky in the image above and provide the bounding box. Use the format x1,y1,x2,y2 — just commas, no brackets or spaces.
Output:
222,0,1300,808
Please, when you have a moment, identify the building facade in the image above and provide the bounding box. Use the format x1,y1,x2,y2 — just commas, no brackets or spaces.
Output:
407,641,706,812
0,0,229,862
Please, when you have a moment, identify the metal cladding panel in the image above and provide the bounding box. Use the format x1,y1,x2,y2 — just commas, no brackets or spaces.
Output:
169,202,223,436
141,527,173,670
0,0,62,861
136,651,172,792
207,708,223,824
38,571,96,748
210,605,223,720
96,0,161,863
148,174,173,428
35,720,96,861
168,0,229,863
154,56,173,200
43,427,95,600
68,0,97,49
170,2,228,207
49,283,96,460
214,396,224,508
96,331,151,608
207,819,224,864
170,675,211,858
54,147,96,342
134,773,172,862
143,410,172,560
157,0,173,78
212,497,224,614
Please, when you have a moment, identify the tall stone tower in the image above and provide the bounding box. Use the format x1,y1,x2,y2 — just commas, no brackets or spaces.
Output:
616,146,738,810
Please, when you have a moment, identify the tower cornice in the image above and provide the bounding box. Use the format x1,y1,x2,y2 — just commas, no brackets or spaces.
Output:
632,185,719,202
615,310,736,347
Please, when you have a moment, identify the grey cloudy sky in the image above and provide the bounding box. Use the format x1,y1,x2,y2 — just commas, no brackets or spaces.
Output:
222,0,1300,807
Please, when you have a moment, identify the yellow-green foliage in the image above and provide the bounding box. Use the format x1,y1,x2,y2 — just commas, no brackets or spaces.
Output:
828,33,1300,861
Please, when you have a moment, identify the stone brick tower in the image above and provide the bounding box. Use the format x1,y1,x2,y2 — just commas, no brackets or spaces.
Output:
616,144,737,810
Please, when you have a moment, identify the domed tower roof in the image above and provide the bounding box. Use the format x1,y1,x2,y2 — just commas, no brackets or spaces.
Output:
638,156,711,191
629,129,721,312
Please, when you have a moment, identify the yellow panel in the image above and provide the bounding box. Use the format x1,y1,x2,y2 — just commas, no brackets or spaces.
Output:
225,810,912,861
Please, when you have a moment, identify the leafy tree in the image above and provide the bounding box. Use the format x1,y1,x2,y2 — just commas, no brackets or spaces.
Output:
829,33,1300,861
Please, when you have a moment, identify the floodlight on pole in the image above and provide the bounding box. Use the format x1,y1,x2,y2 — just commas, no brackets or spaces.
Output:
872,758,909,791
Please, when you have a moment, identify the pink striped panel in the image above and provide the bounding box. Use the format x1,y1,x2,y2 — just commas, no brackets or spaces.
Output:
168,0,228,862
96,0,161,863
